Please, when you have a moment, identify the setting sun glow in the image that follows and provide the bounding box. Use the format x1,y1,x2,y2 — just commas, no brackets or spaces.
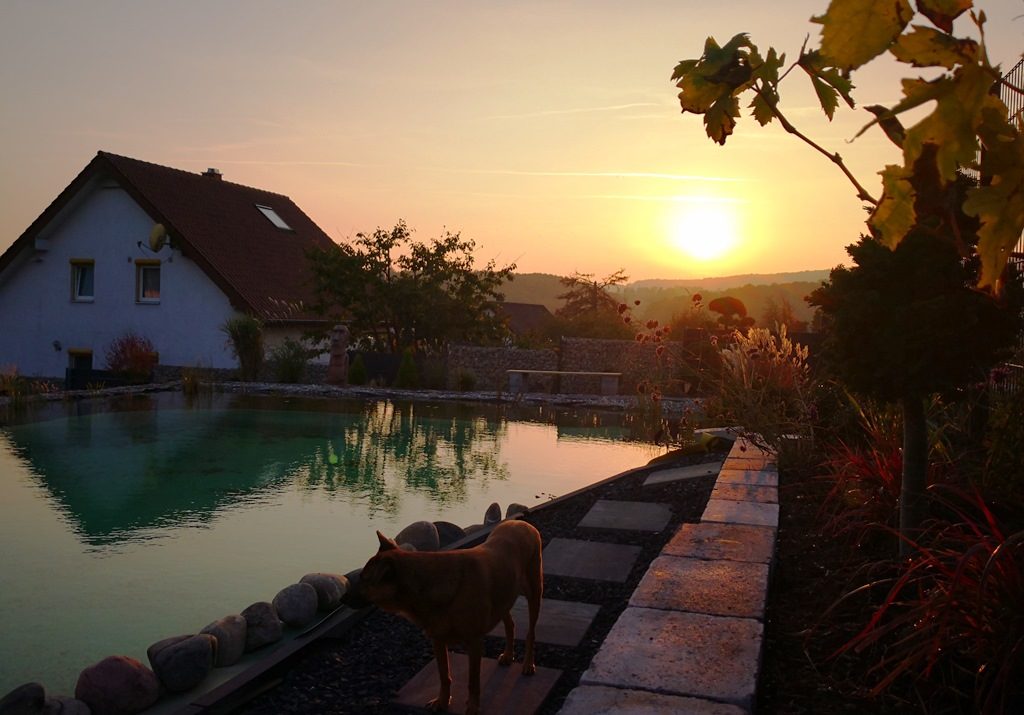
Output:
668,201,740,263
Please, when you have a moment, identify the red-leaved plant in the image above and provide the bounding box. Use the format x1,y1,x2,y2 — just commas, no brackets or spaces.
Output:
833,487,1024,713
104,331,157,383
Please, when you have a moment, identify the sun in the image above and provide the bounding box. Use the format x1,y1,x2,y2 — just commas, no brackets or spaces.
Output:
668,201,740,263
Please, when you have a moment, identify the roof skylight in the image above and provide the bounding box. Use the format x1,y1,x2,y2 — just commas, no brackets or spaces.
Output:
255,204,292,231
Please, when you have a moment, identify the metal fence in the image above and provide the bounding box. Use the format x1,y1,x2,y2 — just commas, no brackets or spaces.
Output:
994,58,1024,395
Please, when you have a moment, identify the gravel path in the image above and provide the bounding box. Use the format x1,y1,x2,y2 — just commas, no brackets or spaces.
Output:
238,453,719,715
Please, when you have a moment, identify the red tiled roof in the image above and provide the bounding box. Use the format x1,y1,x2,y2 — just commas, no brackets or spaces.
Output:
500,302,554,334
1,151,336,323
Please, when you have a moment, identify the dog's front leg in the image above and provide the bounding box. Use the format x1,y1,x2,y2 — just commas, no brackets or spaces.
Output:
427,638,452,712
465,638,483,715
498,611,515,666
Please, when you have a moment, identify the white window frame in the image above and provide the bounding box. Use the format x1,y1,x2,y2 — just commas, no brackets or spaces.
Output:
136,260,161,304
70,260,95,302
255,204,292,231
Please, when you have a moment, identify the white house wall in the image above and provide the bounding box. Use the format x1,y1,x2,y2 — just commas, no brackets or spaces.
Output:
0,183,239,377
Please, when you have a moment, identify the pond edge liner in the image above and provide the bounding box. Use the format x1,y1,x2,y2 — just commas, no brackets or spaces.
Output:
162,453,704,715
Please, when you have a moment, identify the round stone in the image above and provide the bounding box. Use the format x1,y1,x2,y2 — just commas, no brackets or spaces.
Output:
272,583,318,628
299,573,348,612
0,682,45,714
433,521,466,548
146,634,215,692
484,502,502,526
200,615,247,667
505,503,529,519
241,602,282,651
394,521,440,552
74,656,159,715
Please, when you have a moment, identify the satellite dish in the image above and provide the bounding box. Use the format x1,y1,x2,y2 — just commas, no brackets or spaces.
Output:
148,223,168,252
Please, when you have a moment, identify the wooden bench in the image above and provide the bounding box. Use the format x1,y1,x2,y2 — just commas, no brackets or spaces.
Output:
507,369,621,396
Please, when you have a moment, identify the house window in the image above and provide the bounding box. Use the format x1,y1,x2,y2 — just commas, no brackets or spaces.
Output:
70,260,94,302
136,260,160,303
255,204,292,230
68,349,93,370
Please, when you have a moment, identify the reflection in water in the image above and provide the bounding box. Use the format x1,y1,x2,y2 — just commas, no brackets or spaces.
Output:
0,392,664,696
1,397,513,546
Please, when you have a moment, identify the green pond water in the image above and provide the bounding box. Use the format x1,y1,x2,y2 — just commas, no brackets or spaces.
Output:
0,392,662,696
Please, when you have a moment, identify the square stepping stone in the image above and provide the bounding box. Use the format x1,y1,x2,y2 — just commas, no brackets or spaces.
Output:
487,597,600,647
581,607,762,708
663,523,776,564
711,482,778,503
560,685,747,715
578,499,672,532
394,654,561,715
644,459,723,486
629,555,769,619
716,469,778,487
543,538,641,582
702,499,779,528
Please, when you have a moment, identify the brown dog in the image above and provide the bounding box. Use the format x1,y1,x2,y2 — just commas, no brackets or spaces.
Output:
357,519,543,714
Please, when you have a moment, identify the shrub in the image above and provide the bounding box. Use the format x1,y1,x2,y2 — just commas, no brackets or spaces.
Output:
104,331,157,383
706,325,814,460
221,314,264,382
348,354,368,386
269,338,308,384
394,348,418,389
835,488,1024,713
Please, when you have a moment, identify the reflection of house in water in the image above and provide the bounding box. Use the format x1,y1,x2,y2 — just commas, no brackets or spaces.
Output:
1,396,511,546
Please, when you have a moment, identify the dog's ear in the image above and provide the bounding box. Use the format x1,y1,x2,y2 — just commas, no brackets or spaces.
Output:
376,530,400,552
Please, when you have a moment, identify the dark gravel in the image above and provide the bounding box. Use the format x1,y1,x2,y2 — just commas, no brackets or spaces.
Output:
236,453,720,715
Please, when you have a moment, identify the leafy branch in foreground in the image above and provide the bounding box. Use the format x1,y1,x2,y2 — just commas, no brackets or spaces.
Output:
671,0,1024,291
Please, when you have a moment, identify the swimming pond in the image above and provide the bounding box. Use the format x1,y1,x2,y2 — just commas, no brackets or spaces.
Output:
0,392,663,695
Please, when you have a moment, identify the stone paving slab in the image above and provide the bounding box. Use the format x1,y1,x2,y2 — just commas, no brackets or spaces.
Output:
715,469,779,487
487,596,600,647
580,607,762,708
643,460,724,487
578,499,673,532
559,685,747,715
395,655,561,715
711,482,778,504
629,555,769,619
722,456,777,471
702,499,779,528
543,538,641,582
663,522,776,564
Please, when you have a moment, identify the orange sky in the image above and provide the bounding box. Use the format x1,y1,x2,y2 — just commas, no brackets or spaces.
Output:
2,1,1022,280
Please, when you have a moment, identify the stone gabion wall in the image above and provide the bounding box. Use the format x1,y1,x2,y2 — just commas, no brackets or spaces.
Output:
559,337,683,395
446,345,557,391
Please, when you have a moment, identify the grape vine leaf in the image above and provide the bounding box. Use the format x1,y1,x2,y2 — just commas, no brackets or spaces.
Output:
890,25,979,68
814,0,915,70
705,95,741,144
872,165,916,247
800,51,856,119
902,62,992,183
916,0,974,33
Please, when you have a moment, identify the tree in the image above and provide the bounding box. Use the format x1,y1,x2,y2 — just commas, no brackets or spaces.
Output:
307,221,515,353
708,296,755,329
761,295,809,333
671,0,1024,550
551,270,633,339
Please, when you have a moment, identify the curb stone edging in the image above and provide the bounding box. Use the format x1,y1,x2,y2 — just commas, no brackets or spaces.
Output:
563,436,778,714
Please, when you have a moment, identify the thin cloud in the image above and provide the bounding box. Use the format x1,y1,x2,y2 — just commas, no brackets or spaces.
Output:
428,167,742,182
484,102,664,120
171,159,370,168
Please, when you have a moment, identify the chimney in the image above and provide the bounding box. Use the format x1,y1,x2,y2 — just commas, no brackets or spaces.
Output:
203,168,223,180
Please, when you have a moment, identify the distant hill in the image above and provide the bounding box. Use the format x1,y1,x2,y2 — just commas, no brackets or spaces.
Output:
500,270,829,326
631,270,831,291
